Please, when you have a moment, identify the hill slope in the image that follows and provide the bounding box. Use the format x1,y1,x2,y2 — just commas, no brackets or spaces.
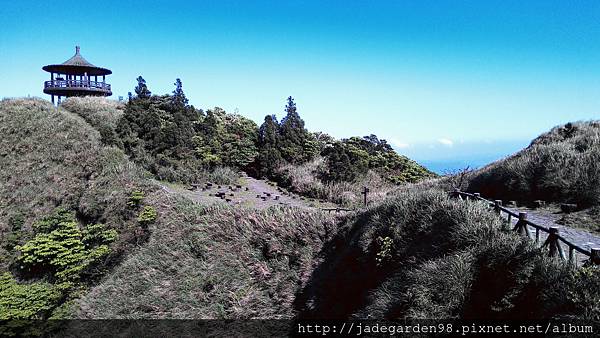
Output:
466,121,600,208
0,98,149,271
0,98,157,322
1,98,598,331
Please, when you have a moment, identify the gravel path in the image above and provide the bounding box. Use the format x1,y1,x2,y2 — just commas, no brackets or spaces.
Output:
156,175,336,211
502,207,600,264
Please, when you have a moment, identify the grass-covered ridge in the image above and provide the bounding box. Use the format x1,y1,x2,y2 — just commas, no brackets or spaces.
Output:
466,121,600,208
294,188,600,321
76,196,337,319
1,96,598,328
0,98,153,319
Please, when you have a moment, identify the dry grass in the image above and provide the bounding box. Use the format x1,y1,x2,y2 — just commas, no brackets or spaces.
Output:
61,97,124,130
465,121,600,208
275,157,397,207
76,194,337,319
0,98,150,272
295,187,600,321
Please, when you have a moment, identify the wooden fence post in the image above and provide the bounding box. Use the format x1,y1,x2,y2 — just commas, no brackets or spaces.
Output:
504,213,512,231
362,187,369,207
542,227,565,260
513,212,530,238
569,246,576,267
591,248,600,265
452,188,460,199
494,200,502,215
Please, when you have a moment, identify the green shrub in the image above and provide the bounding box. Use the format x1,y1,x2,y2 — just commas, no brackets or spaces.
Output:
0,272,63,320
16,211,117,282
375,236,394,266
4,213,25,252
127,190,145,208
137,206,158,227
207,166,239,185
32,208,74,233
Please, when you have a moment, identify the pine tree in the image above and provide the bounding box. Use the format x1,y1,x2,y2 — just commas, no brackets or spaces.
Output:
259,115,280,147
172,78,189,106
257,115,283,176
134,76,151,98
279,96,313,164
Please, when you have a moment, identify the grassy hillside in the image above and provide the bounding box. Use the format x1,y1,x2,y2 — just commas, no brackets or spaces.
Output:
465,121,600,208
1,98,597,331
76,197,336,319
294,188,600,321
0,98,152,320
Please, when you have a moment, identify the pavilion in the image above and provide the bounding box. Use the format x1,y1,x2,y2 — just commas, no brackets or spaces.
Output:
42,46,112,104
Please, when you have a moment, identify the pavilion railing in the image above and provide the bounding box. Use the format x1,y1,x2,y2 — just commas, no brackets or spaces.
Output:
44,80,111,91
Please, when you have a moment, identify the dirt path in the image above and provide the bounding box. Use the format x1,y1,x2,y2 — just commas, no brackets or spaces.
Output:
156,174,336,211
503,207,600,264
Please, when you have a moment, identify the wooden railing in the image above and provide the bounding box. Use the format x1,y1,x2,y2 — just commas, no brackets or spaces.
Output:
44,80,111,91
321,207,355,214
451,189,600,267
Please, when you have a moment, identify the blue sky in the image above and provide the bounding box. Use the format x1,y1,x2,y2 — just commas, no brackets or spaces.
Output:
1,1,599,172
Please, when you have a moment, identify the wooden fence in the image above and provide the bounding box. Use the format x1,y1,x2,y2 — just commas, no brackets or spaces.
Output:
321,207,355,214
451,189,600,267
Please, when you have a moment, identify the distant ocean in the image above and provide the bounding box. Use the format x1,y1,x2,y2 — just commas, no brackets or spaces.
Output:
417,155,506,175
398,140,528,175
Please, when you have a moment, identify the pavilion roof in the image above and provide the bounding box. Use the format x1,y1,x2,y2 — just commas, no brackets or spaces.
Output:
43,46,112,76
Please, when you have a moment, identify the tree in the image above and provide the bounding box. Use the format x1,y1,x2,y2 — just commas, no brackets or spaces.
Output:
134,76,151,99
257,115,283,176
322,142,369,182
192,108,225,166
172,78,188,107
221,114,259,168
279,96,314,164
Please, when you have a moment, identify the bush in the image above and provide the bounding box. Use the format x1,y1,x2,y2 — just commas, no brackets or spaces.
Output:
127,190,145,208
274,159,397,207
16,210,117,282
137,206,158,228
0,272,63,320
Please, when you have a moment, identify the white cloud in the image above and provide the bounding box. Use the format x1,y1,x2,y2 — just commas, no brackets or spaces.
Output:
390,138,410,149
438,138,454,147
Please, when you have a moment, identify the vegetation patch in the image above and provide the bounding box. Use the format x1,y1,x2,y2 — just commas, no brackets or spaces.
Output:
466,121,600,208
295,188,600,321
76,194,337,319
